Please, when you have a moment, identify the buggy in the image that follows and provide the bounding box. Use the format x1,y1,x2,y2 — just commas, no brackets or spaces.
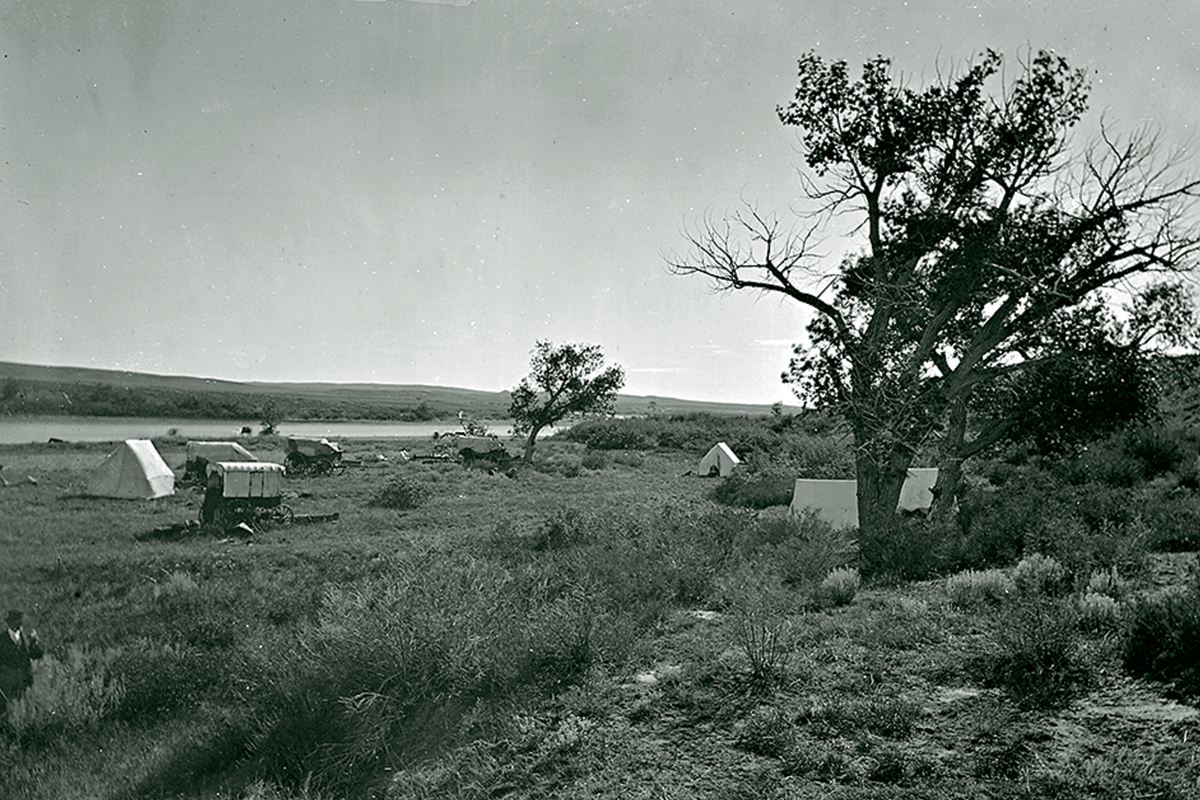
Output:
201,461,293,528
285,437,346,476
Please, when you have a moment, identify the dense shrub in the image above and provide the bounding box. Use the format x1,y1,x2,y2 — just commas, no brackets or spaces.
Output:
711,468,796,509
969,601,1091,710
814,567,861,609
1123,584,1200,699
859,515,958,582
1012,554,1069,597
1123,426,1188,480
955,469,1149,578
369,476,431,510
1139,493,1200,552
1076,592,1123,632
777,434,855,479
947,569,1016,609
745,510,857,590
563,418,657,450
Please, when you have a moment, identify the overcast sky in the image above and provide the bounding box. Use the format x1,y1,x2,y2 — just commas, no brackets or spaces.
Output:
3,0,1199,405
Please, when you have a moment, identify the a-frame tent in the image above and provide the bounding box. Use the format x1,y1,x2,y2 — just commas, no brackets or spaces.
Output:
88,439,176,499
698,442,742,477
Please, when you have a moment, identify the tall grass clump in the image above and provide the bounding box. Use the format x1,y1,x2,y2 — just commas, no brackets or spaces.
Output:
735,612,792,695
240,553,637,794
3,647,124,747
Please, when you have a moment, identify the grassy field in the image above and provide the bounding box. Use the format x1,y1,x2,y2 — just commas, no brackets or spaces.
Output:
2,431,1199,799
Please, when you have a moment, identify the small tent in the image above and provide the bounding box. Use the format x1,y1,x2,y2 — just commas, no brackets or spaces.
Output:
789,468,938,528
88,439,175,499
698,442,742,477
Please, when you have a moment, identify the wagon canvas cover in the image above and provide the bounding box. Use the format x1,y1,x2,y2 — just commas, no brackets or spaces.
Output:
186,441,258,464
208,461,285,498
286,437,342,456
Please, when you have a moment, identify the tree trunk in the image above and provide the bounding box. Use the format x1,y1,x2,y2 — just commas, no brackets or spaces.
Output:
932,395,968,519
522,424,545,463
854,445,912,543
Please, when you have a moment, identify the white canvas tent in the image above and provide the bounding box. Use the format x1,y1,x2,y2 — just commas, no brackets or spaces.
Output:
88,439,176,499
698,442,742,477
789,468,938,529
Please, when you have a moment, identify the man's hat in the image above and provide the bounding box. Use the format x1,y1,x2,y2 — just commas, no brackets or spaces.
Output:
6,609,22,625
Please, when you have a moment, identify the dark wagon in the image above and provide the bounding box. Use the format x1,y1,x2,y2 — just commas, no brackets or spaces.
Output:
284,437,346,476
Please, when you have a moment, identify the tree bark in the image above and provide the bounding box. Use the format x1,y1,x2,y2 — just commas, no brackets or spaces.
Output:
522,424,546,463
854,445,912,542
932,395,968,519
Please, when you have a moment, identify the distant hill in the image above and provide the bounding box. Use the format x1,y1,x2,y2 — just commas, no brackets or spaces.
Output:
0,361,797,422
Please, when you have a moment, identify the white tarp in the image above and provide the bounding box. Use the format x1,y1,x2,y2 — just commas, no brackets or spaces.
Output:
88,439,176,499
698,442,742,477
790,468,939,528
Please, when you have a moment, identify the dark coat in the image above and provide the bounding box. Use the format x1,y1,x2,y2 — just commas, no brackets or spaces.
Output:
0,629,44,705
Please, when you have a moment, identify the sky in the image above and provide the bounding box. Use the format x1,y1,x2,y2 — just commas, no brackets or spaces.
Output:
2,0,1200,405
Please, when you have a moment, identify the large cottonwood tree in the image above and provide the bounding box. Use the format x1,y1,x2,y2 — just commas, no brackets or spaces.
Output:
669,49,1200,541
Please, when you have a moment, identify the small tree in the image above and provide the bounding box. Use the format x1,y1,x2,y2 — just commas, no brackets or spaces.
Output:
509,341,625,462
259,399,281,436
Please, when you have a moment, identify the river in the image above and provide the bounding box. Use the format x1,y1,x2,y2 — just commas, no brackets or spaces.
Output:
0,416,532,445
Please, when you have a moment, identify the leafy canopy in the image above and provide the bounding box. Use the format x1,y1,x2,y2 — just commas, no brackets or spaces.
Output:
509,341,625,460
670,47,1200,533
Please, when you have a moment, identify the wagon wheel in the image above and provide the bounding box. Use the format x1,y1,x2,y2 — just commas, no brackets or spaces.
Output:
330,461,347,476
285,452,305,476
271,504,295,525
215,504,245,530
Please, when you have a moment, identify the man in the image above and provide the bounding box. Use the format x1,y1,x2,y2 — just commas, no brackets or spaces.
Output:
0,609,44,712
201,467,223,526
